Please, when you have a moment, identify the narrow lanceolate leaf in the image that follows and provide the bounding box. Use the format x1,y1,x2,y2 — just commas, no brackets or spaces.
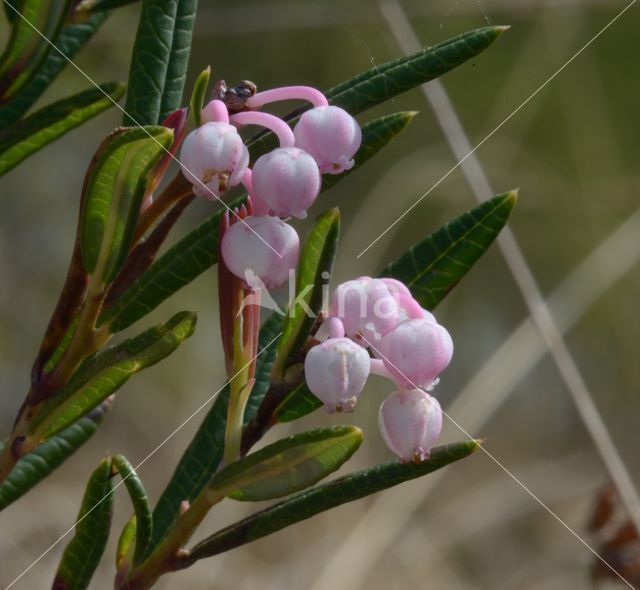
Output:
189,65,211,127
381,191,518,310
80,126,173,284
52,457,114,590
124,0,198,125
159,0,198,121
272,209,340,379
112,455,152,566
147,311,283,556
104,111,413,333
0,0,73,101
75,0,140,15
0,83,125,177
272,382,321,424
29,311,197,442
179,441,479,564
115,516,137,570
210,426,362,502
0,403,109,512
248,26,507,159
0,14,108,127
321,111,417,191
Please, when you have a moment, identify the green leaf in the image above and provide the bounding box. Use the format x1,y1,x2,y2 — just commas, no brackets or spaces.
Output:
180,441,479,563
0,13,108,127
0,82,124,177
147,311,284,556
272,382,322,424
30,311,197,441
0,0,73,101
210,426,362,502
123,0,198,125
0,404,108,512
112,455,152,566
381,190,518,310
52,457,114,590
75,0,140,15
115,515,137,570
248,26,507,158
272,209,340,379
80,126,173,283
104,111,413,333
189,65,210,127
321,111,417,191
159,0,198,122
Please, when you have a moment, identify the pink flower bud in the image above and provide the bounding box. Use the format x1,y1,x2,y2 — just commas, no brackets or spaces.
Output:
221,215,299,288
378,319,453,389
304,338,371,413
294,106,362,174
252,147,321,218
379,388,443,462
330,277,401,346
379,278,435,323
179,121,249,198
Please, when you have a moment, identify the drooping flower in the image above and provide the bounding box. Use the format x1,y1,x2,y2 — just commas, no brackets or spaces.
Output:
379,388,443,462
330,277,401,346
304,337,371,413
180,121,249,198
377,318,453,390
221,215,299,288
252,147,321,218
294,105,362,174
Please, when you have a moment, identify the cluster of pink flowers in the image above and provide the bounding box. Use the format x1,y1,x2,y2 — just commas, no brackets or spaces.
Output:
305,277,453,462
179,82,453,464
179,84,361,288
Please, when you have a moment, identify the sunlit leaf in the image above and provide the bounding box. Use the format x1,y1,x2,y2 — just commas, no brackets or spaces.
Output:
51,457,114,590
0,83,124,177
29,311,196,441
210,426,362,502
180,441,480,564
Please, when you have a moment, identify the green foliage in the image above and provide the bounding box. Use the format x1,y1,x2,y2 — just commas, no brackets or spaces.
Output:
180,442,480,563
104,111,414,333
112,455,152,566
80,126,173,283
189,65,210,127
0,405,108,511
210,426,362,502
248,26,506,158
0,13,108,127
123,0,198,125
0,0,73,101
381,190,518,310
272,382,321,424
30,311,197,441
0,82,125,178
52,457,114,590
272,209,340,379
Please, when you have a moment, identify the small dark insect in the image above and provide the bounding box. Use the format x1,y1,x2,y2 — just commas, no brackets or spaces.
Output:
211,79,257,114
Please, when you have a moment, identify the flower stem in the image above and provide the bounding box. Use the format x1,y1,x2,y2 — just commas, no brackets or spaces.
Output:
230,111,295,148
247,86,328,109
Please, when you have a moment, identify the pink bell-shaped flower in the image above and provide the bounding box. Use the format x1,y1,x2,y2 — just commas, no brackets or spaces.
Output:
180,121,249,198
252,147,321,218
378,318,453,389
294,105,362,174
221,215,299,289
304,337,371,413
379,388,443,462
330,277,401,346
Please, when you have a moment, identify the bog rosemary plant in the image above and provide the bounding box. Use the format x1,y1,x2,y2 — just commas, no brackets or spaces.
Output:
0,3,516,589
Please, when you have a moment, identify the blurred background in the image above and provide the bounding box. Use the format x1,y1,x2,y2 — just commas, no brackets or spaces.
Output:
1,0,639,588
